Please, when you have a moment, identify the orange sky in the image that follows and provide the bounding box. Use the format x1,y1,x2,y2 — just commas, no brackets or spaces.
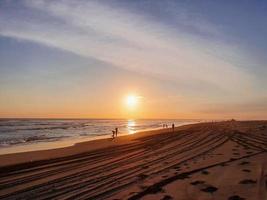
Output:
1,1,267,120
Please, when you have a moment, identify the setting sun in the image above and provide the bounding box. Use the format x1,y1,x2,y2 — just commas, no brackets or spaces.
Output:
125,95,140,109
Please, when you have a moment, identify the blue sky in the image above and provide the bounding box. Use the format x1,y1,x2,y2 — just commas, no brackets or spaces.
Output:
0,0,267,119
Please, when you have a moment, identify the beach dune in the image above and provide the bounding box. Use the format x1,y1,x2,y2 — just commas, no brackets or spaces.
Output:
0,121,267,200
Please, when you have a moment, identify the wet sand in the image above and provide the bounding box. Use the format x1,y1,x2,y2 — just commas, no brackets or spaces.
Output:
0,121,267,200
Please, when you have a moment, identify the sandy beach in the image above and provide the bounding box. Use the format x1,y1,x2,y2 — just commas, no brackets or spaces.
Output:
0,121,267,200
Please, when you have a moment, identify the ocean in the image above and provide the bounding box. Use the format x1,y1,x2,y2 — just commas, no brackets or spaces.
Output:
0,119,201,148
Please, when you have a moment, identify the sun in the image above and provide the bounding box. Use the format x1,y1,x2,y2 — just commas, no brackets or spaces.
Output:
125,95,139,109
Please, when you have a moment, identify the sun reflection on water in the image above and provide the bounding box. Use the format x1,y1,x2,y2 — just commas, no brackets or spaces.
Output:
127,119,136,134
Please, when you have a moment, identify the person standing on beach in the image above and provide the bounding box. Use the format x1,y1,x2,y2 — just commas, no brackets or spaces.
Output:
172,123,175,132
115,127,118,137
112,130,115,139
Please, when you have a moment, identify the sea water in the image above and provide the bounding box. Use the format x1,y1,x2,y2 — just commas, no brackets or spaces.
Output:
0,119,201,148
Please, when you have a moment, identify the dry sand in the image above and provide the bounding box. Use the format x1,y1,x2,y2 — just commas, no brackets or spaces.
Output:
0,121,267,200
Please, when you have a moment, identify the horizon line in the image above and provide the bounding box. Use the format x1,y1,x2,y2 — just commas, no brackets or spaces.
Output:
0,117,206,121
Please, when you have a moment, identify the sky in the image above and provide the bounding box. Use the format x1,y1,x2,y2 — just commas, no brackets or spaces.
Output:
0,0,267,119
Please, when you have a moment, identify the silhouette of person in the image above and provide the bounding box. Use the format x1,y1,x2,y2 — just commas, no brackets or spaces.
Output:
172,123,175,132
112,130,115,139
115,127,118,137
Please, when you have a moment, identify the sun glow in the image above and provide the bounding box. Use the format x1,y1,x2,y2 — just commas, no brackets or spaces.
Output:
125,95,140,109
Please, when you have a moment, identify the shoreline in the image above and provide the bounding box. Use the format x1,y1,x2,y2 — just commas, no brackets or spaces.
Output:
0,124,192,167
0,121,198,156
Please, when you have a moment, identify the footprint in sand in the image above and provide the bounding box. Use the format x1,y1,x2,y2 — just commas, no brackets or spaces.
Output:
242,169,251,173
239,179,257,184
190,180,205,185
161,195,173,200
201,170,209,175
228,195,246,200
155,187,165,193
239,161,250,165
201,186,218,194
177,173,190,180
